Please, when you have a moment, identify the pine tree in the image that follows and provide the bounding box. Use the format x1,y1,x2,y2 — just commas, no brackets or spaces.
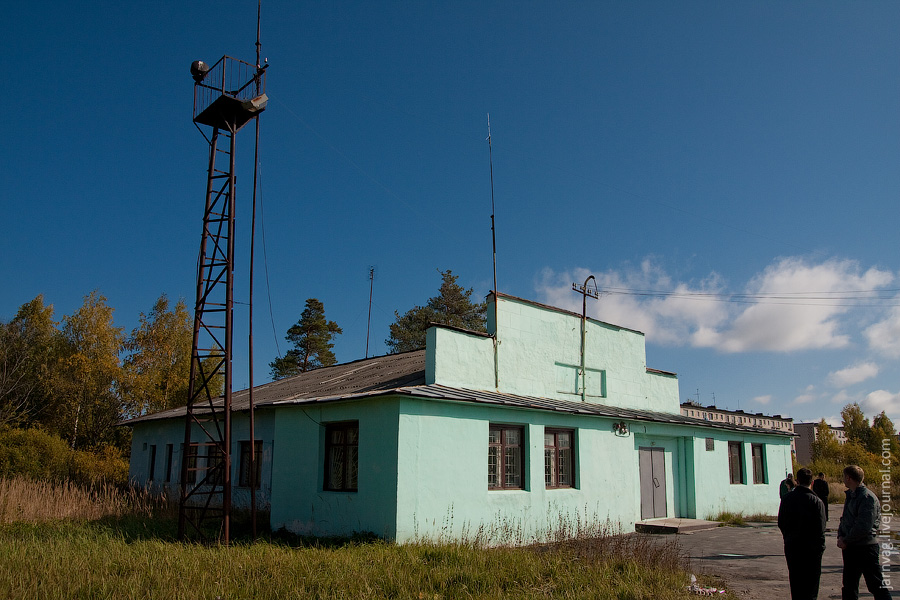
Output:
270,298,342,380
386,270,487,354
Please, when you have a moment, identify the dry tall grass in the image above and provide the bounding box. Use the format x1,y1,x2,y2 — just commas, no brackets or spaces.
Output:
0,476,163,523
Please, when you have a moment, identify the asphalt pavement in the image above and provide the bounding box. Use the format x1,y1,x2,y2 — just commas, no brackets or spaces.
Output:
654,507,898,599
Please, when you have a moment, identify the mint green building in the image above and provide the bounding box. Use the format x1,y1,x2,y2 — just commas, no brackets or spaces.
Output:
127,293,792,542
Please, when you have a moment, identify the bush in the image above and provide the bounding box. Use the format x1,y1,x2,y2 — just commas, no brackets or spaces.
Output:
0,427,128,485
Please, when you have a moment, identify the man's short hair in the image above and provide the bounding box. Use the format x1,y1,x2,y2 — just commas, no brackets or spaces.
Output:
843,465,864,483
796,468,813,486
817,472,825,478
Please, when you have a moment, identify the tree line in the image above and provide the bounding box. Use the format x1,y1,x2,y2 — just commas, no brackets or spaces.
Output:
0,292,195,452
807,403,899,492
268,269,486,379
0,270,488,452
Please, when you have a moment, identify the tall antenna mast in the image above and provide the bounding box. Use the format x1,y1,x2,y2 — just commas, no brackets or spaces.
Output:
487,115,499,390
180,6,268,544
365,267,375,358
247,0,263,540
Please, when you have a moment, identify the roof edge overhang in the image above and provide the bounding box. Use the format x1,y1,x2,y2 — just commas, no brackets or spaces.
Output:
125,383,794,438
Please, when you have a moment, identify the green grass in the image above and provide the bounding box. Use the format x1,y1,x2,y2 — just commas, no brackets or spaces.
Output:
708,510,776,526
0,517,708,600
0,477,731,599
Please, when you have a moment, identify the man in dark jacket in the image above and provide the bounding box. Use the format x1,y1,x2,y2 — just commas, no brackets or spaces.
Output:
812,472,830,520
779,468,827,599
780,472,795,498
837,465,891,599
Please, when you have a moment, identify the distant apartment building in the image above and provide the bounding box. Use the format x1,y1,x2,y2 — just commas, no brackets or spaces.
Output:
680,402,794,432
680,402,795,457
792,422,847,465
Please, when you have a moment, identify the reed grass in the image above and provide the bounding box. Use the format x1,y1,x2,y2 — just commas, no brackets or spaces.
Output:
0,476,166,524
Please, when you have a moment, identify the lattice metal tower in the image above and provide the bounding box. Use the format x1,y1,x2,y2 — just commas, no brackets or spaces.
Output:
178,54,267,543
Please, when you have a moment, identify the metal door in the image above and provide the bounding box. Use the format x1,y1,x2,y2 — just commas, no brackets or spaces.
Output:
639,447,667,519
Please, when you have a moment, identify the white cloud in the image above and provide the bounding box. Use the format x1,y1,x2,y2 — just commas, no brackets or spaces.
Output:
535,257,894,355
827,362,880,388
697,258,893,353
794,385,818,404
752,395,772,405
864,304,900,359
823,415,843,427
830,389,859,406
860,389,900,421
535,261,728,344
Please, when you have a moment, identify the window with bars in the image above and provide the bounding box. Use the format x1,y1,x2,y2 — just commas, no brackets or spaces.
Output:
728,441,745,485
164,444,174,483
148,445,157,482
182,442,198,484
325,422,358,492
488,425,524,489
207,444,224,485
751,443,766,484
544,429,574,488
239,440,263,488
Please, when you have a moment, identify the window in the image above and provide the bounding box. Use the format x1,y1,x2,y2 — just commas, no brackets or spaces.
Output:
239,440,263,488
544,429,574,488
207,444,224,485
164,444,174,482
488,425,524,489
728,441,745,484
182,442,198,484
705,437,714,451
751,443,766,484
325,422,358,492
148,445,157,482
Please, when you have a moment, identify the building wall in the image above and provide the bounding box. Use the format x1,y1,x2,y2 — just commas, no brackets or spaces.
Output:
793,422,847,465
268,398,401,539
391,398,790,543
430,295,680,414
129,395,792,541
687,431,791,518
128,408,277,509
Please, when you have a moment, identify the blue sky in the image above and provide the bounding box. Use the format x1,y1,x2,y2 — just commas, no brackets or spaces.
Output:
2,1,898,426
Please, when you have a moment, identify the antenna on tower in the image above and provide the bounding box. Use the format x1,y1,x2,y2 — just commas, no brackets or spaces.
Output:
571,275,599,401
247,0,264,540
180,4,269,544
366,267,375,358
487,115,499,390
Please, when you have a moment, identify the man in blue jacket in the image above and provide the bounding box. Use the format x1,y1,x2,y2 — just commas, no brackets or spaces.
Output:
779,468,826,599
837,465,891,600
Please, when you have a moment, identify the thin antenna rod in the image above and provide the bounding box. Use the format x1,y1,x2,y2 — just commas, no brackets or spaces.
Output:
488,114,499,391
247,0,263,539
255,0,262,69
366,267,374,358
488,115,498,304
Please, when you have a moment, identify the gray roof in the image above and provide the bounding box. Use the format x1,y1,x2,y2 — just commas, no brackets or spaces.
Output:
124,350,791,436
125,350,426,424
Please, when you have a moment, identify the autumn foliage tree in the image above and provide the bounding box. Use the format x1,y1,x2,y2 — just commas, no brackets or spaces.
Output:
386,270,487,354
0,295,62,427
121,295,192,417
54,291,124,450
